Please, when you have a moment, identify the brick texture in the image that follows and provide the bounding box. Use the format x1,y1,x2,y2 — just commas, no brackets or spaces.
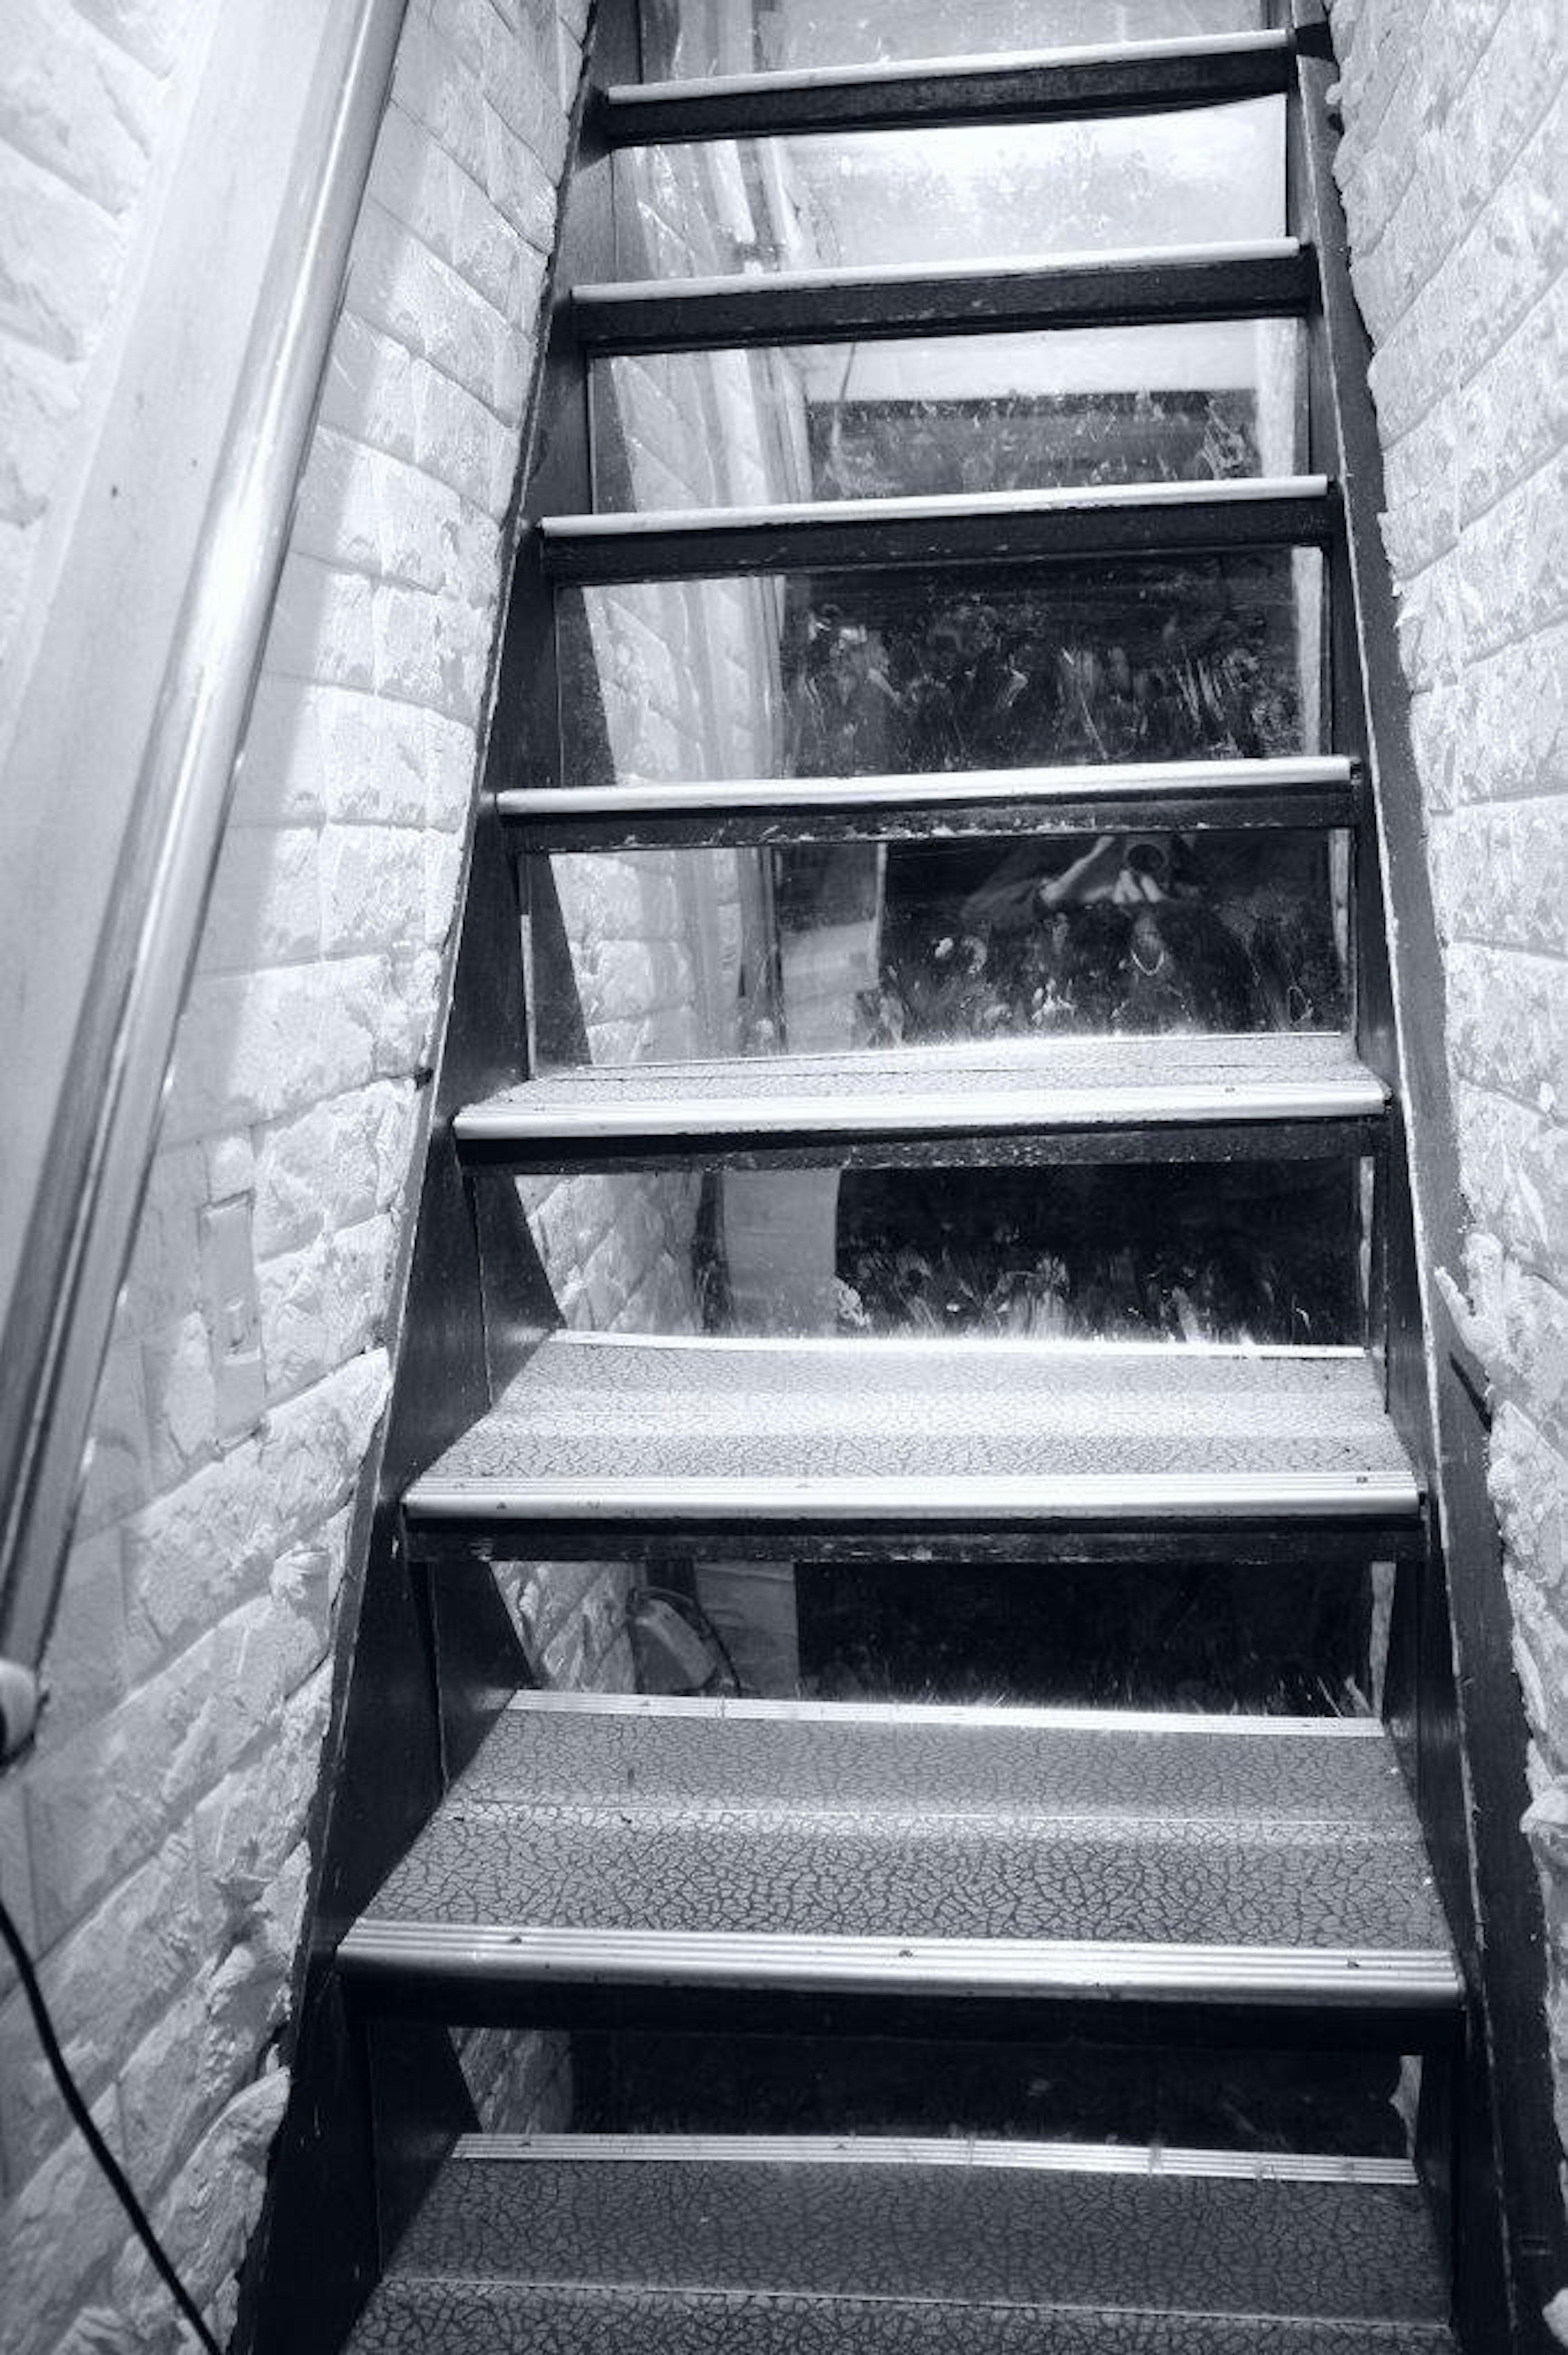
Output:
1331,0,1568,2303
0,2,590,2345
0,0,179,674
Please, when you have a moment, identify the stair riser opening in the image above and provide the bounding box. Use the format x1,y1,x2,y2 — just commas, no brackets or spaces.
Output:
551,551,1326,795
592,321,1307,512
447,1553,1402,1719
519,828,1354,1057
341,1969,1461,2061
559,2024,1425,2157
604,95,1289,277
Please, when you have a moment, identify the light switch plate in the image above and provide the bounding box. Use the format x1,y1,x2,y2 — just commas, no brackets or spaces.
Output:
200,1195,267,1442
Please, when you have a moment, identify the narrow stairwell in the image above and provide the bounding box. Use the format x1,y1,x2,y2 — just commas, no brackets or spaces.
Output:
247,8,1520,2351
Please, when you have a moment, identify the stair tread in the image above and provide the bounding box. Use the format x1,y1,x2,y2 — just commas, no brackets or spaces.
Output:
543,471,1329,538
542,478,1331,582
346,2139,1453,2351
404,1338,1420,1523
343,1697,1454,1996
573,240,1317,354
502,756,1356,852
603,25,1295,118
576,233,1307,310
597,33,1298,150
503,750,1352,812
460,1033,1384,1145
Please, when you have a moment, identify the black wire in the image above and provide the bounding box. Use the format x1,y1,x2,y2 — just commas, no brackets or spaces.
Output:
0,1888,224,2355
635,1583,747,1696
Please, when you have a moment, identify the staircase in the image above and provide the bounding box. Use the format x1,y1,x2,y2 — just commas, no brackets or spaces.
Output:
247,8,1520,2351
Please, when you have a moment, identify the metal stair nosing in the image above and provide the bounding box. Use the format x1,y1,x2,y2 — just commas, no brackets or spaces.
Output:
499,754,1358,850
538,476,1336,582
597,29,1298,144
572,239,1319,352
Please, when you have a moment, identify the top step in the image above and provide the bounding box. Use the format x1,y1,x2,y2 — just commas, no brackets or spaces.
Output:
599,30,1307,143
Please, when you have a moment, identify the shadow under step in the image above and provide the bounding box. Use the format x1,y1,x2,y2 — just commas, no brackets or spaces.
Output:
455,1033,1385,1171
347,2134,1454,2352
339,1695,1457,2039
402,1337,1422,1558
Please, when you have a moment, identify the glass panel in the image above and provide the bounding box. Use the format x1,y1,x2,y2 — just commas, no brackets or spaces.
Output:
592,324,1305,510
557,552,1325,788
575,2028,1409,2158
528,827,1350,1059
640,0,1269,79
518,1157,1366,1347
614,101,1283,280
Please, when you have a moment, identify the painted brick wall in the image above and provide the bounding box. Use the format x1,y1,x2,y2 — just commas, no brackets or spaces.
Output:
1331,0,1568,2285
0,3,591,2345
0,0,203,678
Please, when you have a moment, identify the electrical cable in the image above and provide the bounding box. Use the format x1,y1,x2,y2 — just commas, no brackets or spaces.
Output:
634,1583,746,1696
0,1888,223,2355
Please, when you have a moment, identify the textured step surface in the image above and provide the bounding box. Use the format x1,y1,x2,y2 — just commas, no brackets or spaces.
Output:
341,1696,1456,2009
404,1337,1421,1526
457,1033,1384,1159
347,2139,1453,2352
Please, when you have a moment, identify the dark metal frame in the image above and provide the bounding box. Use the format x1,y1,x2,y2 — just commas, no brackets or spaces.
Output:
1283,6,1564,2345
232,16,615,2350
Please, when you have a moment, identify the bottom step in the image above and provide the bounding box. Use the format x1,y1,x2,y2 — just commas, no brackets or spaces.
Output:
350,2137,1453,2352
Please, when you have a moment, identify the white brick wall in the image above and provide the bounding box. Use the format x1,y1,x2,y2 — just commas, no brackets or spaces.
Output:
0,0,189,667
1332,0,1568,2255
0,1,589,2344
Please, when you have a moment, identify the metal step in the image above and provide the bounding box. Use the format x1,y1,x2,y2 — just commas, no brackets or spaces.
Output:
347,2136,1453,2352
341,1694,1456,2028
501,754,1356,851
539,476,1332,581
455,1033,1385,1173
402,1336,1421,1555
574,239,1316,352
597,29,1300,144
